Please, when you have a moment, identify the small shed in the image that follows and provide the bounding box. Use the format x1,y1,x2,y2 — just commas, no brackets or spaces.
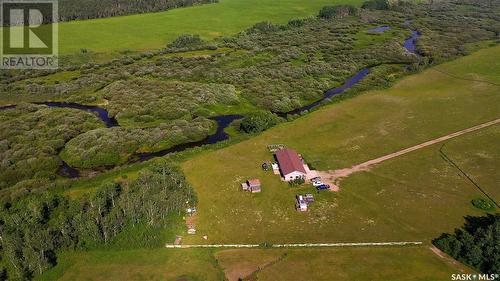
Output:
241,179,261,193
304,193,314,203
296,195,308,211
247,179,261,193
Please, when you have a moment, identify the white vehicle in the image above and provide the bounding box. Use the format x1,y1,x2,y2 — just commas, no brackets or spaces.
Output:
312,181,324,187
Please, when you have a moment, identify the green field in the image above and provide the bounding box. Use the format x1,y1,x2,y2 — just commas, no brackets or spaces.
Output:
181,45,500,244
40,246,472,281
217,247,472,281
38,249,225,281
58,0,363,54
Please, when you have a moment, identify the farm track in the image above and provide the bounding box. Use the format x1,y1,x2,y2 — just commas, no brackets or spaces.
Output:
429,246,469,273
318,118,500,188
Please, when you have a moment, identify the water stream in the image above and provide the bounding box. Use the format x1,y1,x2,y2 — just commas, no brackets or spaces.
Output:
1,29,421,178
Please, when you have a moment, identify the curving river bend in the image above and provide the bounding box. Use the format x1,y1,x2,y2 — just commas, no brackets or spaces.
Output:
1,29,421,178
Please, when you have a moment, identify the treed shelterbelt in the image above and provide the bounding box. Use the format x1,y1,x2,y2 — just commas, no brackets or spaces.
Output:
0,162,196,281
433,214,500,274
58,0,218,21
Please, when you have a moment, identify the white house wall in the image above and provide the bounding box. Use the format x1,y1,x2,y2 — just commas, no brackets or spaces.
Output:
284,171,306,181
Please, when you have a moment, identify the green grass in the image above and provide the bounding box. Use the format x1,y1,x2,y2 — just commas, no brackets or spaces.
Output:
216,247,470,281
439,125,500,205
57,0,363,54
37,249,225,281
181,45,500,244
40,246,472,281
254,247,472,281
433,45,500,85
353,27,407,49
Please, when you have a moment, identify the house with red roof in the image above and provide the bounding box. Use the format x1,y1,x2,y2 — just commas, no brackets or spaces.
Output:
274,148,307,181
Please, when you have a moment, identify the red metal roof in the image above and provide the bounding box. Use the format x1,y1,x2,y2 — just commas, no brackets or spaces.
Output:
275,149,306,176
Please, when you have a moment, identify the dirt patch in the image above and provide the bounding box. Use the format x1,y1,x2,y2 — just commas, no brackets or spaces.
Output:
429,246,468,273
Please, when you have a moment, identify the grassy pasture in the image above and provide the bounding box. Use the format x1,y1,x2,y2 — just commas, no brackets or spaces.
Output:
439,125,500,205
57,0,363,54
37,249,225,281
217,247,472,281
181,45,500,244
40,246,471,281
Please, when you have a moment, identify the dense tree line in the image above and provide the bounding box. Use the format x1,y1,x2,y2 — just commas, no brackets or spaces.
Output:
58,0,217,21
0,162,196,280
433,214,500,274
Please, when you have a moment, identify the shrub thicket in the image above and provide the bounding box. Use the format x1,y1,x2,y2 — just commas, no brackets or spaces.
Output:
168,34,205,49
471,198,496,211
318,5,357,19
240,111,282,133
361,0,390,10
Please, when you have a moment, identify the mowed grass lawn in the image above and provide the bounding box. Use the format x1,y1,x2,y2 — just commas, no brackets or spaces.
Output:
217,247,472,281
181,45,500,244
58,0,363,54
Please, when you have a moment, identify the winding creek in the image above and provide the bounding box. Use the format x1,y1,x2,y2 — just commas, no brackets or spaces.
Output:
1,29,421,178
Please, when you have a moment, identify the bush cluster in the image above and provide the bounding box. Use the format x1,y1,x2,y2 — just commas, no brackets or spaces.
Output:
239,111,282,133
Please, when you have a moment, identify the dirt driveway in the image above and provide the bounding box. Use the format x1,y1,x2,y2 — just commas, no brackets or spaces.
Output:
318,118,500,190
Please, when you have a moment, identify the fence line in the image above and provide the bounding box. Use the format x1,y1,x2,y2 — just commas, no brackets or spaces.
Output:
165,241,423,249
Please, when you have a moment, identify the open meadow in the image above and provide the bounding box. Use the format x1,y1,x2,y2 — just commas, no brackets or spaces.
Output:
217,247,472,281
37,249,225,281
39,245,473,281
58,0,363,54
181,45,500,244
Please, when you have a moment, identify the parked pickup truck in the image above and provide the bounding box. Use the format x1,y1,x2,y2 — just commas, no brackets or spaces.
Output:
316,184,330,190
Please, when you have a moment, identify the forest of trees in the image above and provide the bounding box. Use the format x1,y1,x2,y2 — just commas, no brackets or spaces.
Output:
0,161,196,280
58,0,218,21
433,214,500,274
